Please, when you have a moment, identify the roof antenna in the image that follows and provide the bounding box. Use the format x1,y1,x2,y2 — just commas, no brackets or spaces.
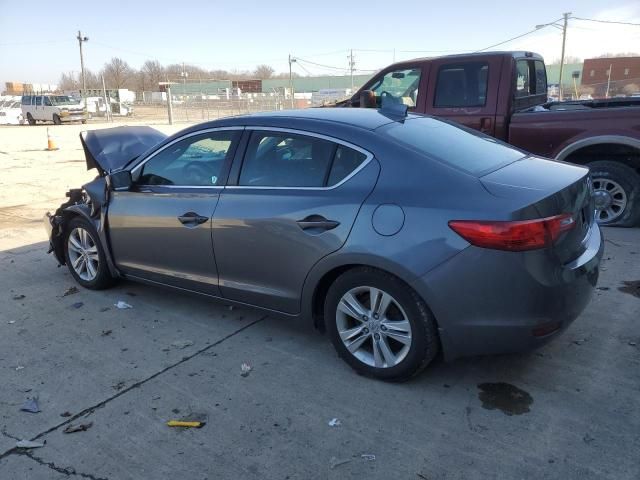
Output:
379,98,408,121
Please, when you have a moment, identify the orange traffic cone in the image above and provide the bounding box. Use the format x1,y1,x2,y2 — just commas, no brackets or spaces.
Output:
46,128,58,151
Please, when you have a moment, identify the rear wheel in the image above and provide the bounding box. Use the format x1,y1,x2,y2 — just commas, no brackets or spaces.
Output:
64,217,115,290
26,113,35,125
588,160,640,227
325,267,439,381
53,114,62,125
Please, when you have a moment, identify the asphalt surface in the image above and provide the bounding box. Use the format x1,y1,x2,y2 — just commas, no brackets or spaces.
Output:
0,228,638,479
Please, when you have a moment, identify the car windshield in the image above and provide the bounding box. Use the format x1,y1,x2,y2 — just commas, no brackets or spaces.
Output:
50,96,80,106
380,116,526,175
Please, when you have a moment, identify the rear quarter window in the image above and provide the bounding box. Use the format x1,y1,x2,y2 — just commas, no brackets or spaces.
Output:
382,117,526,175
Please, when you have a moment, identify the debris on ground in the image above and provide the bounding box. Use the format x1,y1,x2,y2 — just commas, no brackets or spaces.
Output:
329,457,352,469
63,422,93,434
15,366,24,371
171,340,194,349
71,302,84,309
167,420,205,428
101,330,113,337
20,397,40,413
16,439,45,449
240,362,252,377
328,418,341,427
361,454,376,461
619,280,640,298
114,301,133,309
62,286,79,297
12,294,25,300
583,433,595,444
8,320,15,324
112,381,126,391
629,341,637,347
99,307,111,312
60,411,72,417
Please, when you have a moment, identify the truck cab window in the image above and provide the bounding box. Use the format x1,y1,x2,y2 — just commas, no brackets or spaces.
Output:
369,68,421,108
434,62,488,108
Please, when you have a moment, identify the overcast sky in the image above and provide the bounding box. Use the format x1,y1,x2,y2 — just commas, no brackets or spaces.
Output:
1,0,639,86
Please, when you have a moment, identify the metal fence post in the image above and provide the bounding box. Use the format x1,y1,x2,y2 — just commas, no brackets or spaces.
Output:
167,85,173,125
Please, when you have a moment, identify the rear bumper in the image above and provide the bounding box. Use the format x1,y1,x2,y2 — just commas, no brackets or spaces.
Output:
411,223,604,361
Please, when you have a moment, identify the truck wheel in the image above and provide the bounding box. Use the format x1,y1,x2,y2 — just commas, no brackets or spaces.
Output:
53,114,62,125
26,113,36,125
588,160,640,227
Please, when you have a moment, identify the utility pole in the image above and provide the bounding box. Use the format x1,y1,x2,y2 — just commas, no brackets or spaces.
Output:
348,49,355,91
288,54,296,109
558,12,571,101
76,31,89,101
605,63,613,98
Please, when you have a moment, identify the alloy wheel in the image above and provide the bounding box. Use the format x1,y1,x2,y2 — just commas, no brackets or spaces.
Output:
335,286,413,368
67,227,99,281
592,177,627,223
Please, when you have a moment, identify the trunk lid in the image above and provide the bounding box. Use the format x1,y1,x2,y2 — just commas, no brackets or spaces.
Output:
480,156,594,263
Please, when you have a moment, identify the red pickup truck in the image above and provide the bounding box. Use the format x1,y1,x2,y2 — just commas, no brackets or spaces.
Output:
339,51,640,227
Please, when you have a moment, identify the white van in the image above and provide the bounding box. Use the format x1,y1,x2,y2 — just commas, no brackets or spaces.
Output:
21,94,88,125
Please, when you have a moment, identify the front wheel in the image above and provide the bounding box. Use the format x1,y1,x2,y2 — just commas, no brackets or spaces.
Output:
64,217,116,290
588,160,640,227
325,267,439,381
53,114,62,125
26,113,36,125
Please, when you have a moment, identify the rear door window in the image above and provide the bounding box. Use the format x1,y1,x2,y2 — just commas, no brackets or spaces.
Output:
434,62,488,107
35,96,42,106
381,117,525,175
239,132,369,188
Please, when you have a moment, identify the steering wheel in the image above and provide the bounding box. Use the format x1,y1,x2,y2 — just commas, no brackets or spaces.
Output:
184,162,215,185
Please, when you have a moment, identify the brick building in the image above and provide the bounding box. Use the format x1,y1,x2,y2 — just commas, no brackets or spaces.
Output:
581,57,640,96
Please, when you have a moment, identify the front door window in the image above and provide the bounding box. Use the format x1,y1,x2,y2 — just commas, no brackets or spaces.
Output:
369,68,421,108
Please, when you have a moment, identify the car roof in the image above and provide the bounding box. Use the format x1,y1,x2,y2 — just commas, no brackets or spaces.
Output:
199,108,422,132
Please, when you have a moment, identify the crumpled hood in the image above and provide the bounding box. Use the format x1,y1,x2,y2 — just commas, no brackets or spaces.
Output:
80,126,167,175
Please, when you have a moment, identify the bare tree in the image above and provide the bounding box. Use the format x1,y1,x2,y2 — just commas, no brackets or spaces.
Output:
102,57,135,89
135,60,166,92
595,52,640,58
58,72,80,91
253,64,275,79
549,56,582,65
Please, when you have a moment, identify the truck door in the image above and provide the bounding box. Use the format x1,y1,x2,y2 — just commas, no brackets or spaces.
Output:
424,56,503,137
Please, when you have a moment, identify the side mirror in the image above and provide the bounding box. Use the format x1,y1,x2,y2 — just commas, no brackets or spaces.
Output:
360,90,377,108
109,170,132,191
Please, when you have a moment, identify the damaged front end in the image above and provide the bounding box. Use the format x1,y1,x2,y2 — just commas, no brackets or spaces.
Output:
45,176,110,268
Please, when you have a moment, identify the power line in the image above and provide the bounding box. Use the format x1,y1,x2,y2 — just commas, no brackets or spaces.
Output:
475,19,563,52
571,17,640,27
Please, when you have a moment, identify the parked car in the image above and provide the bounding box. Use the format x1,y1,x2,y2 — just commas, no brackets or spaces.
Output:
21,94,88,125
0,101,25,125
45,108,603,380
336,51,640,227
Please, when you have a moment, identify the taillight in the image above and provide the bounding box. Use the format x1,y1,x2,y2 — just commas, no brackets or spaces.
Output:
448,214,575,252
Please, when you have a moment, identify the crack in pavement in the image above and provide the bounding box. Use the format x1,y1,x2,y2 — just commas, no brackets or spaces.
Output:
18,451,110,480
0,314,268,465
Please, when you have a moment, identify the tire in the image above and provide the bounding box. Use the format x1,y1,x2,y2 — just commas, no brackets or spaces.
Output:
324,267,439,381
53,114,62,125
588,160,640,227
81,120,87,124
63,217,115,290
26,113,35,125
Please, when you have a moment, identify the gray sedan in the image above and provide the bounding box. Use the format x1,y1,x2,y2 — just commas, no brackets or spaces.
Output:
46,107,603,380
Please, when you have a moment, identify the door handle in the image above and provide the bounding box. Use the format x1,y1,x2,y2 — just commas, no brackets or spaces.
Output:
296,215,340,231
178,212,209,226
